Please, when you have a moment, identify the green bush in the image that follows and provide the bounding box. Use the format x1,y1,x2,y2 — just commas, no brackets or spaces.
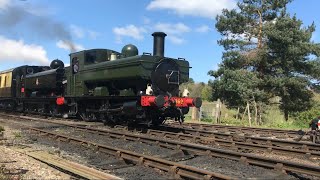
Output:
293,105,320,128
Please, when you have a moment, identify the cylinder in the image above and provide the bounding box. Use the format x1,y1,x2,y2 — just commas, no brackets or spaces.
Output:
152,32,167,57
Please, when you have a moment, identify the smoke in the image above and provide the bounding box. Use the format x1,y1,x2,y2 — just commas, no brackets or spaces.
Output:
0,2,76,52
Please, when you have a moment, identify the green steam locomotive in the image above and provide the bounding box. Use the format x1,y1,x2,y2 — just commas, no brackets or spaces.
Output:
0,32,202,125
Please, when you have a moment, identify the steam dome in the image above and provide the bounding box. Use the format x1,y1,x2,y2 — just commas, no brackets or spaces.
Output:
50,59,64,69
121,44,138,57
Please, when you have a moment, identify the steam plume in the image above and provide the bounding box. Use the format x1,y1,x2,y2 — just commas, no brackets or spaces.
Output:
0,2,76,52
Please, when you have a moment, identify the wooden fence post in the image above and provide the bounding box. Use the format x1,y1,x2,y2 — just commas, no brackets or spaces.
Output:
192,107,200,121
215,99,221,124
247,102,252,127
236,107,240,120
253,99,258,125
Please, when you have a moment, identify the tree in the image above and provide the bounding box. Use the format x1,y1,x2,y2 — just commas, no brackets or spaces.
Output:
179,81,205,98
188,78,195,83
265,12,320,120
210,0,287,111
210,69,267,107
201,85,213,101
210,0,320,121
189,83,205,98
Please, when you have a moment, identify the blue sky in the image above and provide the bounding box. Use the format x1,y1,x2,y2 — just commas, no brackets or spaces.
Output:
0,0,319,83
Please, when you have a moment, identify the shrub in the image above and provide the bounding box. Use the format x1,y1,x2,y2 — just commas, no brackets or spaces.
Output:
294,106,320,128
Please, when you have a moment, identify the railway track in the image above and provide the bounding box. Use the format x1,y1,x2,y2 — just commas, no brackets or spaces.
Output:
29,128,233,180
2,114,320,178
4,114,319,152
149,124,319,149
0,117,232,179
14,147,122,180
167,122,300,138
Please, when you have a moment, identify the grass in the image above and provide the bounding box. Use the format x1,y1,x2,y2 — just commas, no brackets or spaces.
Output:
13,132,22,138
0,126,4,132
185,102,309,130
0,165,9,180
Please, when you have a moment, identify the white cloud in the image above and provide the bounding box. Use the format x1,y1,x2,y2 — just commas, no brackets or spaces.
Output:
154,22,190,35
88,30,99,40
143,16,151,24
0,36,49,65
153,23,190,44
70,25,85,39
56,40,85,52
195,25,210,33
0,0,9,10
113,25,146,43
70,24,100,40
147,0,237,19
168,36,185,45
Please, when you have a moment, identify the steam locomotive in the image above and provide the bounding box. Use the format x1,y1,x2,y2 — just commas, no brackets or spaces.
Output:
0,32,202,125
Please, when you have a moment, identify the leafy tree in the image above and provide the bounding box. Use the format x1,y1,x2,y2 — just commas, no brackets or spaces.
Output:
210,69,267,106
210,0,320,121
179,81,205,98
188,78,195,83
201,85,213,101
210,0,287,108
189,83,205,98
264,12,320,120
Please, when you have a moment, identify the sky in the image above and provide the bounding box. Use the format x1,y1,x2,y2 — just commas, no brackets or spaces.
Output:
0,0,319,83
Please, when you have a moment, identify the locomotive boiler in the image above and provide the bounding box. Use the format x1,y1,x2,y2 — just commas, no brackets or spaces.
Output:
0,32,202,126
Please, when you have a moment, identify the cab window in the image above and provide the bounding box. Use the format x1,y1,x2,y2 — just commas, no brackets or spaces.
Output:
72,57,79,74
85,51,97,64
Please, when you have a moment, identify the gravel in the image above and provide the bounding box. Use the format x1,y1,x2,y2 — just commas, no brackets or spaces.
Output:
37,126,298,179
0,115,318,179
0,124,71,180
182,155,297,179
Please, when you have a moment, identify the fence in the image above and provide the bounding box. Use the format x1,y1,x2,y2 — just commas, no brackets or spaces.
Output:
185,101,219,122
185,100,237,123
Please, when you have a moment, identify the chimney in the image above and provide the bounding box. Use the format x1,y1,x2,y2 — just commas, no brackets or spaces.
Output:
152,32,167,57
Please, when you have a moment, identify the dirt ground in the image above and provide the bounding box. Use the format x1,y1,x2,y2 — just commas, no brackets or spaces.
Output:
0,124,71,180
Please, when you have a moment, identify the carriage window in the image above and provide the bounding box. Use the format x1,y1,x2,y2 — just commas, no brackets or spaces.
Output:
0,76,2,88
85,51,97,64
4,76,6,87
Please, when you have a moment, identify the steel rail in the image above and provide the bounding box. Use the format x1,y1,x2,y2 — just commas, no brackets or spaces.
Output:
151,125,320,151
39,123,320,177
144,130,320,157
28,127,232,180
9,114,320,152
15,147,122,180
71,124,320,158
86,127,320,177
3,115,320,177
168,122,299,137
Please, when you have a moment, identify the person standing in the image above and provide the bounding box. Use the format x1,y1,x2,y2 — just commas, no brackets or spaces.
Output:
309,117,320,143
310,116,320,131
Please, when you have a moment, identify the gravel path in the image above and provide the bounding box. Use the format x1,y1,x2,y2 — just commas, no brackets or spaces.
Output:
0,124,71,180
